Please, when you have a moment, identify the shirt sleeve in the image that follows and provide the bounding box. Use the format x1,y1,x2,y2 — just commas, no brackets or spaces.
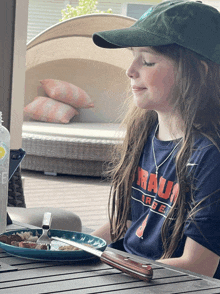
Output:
184,142,220,256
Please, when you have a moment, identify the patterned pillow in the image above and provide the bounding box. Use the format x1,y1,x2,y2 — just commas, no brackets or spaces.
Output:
24,96,78,124
40,79,94,108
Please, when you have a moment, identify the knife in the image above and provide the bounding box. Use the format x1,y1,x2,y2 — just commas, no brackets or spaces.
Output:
52,237,153,282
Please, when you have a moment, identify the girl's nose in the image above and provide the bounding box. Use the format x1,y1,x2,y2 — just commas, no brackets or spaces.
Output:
126,61,139,79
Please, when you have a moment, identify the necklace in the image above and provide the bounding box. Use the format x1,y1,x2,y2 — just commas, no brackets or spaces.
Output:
152,124,183,178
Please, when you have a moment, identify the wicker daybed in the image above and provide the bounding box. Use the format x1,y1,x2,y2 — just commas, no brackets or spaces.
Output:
22,14,135,177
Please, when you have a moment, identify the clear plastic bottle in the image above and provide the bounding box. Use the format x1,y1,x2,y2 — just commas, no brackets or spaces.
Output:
0,112,10,234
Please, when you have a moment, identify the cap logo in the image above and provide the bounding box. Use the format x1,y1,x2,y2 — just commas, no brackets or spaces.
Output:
139,7,153,21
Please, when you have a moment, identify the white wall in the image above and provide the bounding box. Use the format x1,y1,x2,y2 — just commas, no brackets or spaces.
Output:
202,0,220,10
26,0,160,43
27,0,73,43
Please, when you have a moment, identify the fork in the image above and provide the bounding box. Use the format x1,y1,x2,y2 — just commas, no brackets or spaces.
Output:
36,212,52,245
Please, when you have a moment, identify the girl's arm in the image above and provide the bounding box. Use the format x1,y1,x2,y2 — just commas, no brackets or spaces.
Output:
92,221,132,244
157,237,219,277
91,222,112,244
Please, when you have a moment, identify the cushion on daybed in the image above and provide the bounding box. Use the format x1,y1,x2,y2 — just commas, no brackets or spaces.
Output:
22,121,125,141
24,96,79,123
40,79,94,109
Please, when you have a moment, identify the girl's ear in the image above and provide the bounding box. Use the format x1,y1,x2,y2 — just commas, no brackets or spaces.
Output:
201,60,208,74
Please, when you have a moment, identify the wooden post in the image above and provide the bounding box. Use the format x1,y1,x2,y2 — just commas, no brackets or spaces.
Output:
0,0,16,131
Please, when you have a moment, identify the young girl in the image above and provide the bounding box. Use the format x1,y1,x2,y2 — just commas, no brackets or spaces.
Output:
92,0,220,278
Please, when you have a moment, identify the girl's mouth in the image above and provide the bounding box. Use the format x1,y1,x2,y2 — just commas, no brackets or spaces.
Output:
132,86,147,93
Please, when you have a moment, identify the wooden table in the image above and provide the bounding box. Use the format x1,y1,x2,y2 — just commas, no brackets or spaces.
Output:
0,222,220,294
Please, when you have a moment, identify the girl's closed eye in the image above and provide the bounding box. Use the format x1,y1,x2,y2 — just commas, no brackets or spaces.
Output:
143,60,155,67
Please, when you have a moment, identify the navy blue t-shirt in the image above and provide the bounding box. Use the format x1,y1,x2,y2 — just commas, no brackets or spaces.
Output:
123,126,220,278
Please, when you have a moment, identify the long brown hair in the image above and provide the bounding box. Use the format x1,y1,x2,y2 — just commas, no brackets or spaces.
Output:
107,44,220,258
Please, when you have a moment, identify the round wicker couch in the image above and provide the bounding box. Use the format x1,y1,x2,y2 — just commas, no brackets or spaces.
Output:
22,14,135,176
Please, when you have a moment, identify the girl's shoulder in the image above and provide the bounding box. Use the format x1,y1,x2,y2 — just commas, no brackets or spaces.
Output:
193,132,220,154
188,133,220,205
189,132,220,174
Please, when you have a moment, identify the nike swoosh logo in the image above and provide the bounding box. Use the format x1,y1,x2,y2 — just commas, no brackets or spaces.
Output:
186,163,198,166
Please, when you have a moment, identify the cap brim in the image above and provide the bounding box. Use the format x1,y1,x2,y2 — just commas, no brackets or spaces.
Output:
93,26,172,48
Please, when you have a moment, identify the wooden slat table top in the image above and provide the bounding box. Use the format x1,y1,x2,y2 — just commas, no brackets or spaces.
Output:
0,222,220,294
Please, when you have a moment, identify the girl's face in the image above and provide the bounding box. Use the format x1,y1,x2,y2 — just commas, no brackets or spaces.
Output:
126,47,176,113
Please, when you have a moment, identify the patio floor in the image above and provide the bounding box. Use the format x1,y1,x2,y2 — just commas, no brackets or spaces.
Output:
21,170,111,232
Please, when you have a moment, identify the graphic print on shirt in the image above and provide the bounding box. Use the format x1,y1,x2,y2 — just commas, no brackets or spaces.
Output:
136,214,149,238
134,166,179,238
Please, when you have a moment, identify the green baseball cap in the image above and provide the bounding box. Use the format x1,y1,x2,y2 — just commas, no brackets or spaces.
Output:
93,0,220,64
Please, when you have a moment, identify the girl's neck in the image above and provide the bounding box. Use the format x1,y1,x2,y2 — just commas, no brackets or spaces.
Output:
156,113,184,141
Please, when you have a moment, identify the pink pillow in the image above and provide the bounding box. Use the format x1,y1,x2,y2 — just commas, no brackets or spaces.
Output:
24,96,78,124
40,79,94,109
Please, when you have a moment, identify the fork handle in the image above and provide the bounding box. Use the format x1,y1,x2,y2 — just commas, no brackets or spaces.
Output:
42,212,52,230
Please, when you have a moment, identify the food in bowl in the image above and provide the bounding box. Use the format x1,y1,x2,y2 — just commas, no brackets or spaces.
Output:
0,231,47,250
58,243,94,251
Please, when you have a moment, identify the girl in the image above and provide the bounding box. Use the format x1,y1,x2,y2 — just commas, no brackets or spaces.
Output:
92,0,220,278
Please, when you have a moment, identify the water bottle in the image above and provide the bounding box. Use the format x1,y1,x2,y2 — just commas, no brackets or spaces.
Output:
0,112,10,234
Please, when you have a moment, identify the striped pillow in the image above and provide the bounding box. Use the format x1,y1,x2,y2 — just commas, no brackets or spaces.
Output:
24,96,78,124
40,79,94,109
